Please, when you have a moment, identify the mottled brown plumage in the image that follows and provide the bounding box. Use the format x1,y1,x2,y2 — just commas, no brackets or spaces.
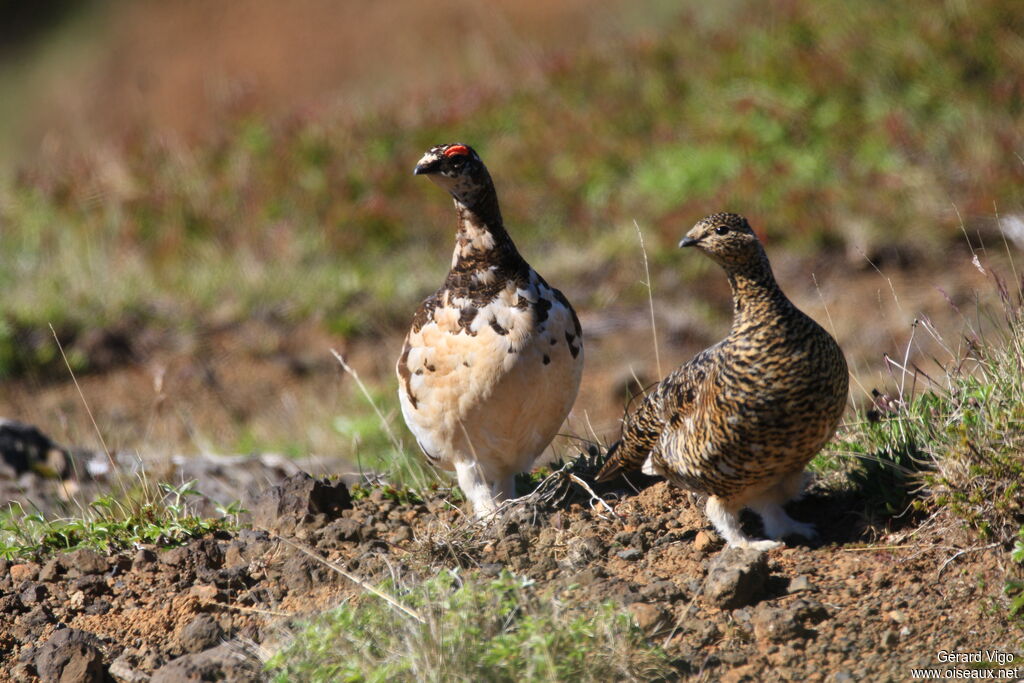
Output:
596,213,848,549
397,144,583,516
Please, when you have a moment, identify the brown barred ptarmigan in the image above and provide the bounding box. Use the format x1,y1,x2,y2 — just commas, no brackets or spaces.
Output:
596,213,848,550
397,143,584,516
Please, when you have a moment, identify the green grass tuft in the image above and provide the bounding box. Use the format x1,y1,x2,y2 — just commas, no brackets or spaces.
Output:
0,480,241,560
837,260,1023,542
267,569,675,683
1007,526,1024,619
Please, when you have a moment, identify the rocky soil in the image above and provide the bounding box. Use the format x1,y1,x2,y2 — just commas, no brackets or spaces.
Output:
1,436,1022,682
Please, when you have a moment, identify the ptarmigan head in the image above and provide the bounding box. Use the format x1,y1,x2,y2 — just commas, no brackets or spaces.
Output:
414,143,492,208
679,212,766,269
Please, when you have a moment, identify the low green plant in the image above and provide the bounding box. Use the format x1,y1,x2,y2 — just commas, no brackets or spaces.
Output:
215,499,249,528
839,263,1023,542
838,398,933,525
266,569,674,683
0,480,241,560
348,482,429,507
1006,526,1024,619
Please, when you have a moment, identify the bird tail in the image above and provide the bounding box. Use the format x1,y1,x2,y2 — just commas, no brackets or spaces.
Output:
595,434,653,482
595,440,629,482
595,394,664,482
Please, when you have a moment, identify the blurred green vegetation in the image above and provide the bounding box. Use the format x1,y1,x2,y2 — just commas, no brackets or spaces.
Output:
835,265,1023,545
1,0,1022,377
0,480,240,560
267,569,674,682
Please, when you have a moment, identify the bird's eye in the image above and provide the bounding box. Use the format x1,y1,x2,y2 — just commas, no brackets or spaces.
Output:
715,225,730,235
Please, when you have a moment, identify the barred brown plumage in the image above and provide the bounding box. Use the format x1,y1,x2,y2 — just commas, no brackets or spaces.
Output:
596,213,848,549
397,144,584,517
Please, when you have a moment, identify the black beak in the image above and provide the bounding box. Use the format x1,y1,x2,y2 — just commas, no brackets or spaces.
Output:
678,236,699,248
413,159,440,176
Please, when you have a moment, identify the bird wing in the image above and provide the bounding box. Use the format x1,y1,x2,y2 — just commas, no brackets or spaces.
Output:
595,347,715,482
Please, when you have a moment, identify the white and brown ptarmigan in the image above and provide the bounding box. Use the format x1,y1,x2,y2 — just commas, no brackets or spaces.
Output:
397,143,584,516
596,213,848,550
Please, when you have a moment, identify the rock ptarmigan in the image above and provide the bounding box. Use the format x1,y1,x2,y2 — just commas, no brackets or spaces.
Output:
397,143,584,516
596,213,848,549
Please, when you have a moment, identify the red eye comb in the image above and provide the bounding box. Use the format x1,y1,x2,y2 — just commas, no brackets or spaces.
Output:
443,145,470,157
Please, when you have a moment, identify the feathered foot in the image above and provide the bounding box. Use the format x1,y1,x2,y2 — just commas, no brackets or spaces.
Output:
705,495,783,550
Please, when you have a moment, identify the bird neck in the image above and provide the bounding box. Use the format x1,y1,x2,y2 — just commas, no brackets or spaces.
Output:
725,254,793,326
448,194,523,279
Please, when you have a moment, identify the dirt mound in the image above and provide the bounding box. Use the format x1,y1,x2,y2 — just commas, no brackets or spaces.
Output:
1,466,1021,681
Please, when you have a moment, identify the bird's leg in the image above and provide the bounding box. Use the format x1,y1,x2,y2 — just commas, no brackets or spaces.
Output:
706,495,782,551
747,473,818,541
750,502,817,542
454,460,498,519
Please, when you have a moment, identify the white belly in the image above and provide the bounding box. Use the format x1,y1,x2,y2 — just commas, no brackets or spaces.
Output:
397,280,583,482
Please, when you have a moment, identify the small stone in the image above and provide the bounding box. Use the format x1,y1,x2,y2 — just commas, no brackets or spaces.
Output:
190,584,219,601
617,548,643,561
887,609,905,623
34,628,108,683
787,575,814,593
694,530,719,553
110,655,149,683
68,590,86,610
133,548,157,568
702,547,769,609
880,629,898,648
71,575,110,597
223,543,246,568
389,526,413,544
159,546,190,567
150,643,262,682
751,604,803,643
60,549,108,577
19,582,48,606
178,614,224,653
39,558,62,582
249,472,352,535
0,593,23,616
23,605,55,628
833,673,854,683
84,599,112,615
731,607,752,625
10,562,40,583
8,663,33,681
628,602,669,634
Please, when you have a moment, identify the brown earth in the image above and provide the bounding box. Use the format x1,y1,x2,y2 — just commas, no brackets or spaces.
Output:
1,462,1021,682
